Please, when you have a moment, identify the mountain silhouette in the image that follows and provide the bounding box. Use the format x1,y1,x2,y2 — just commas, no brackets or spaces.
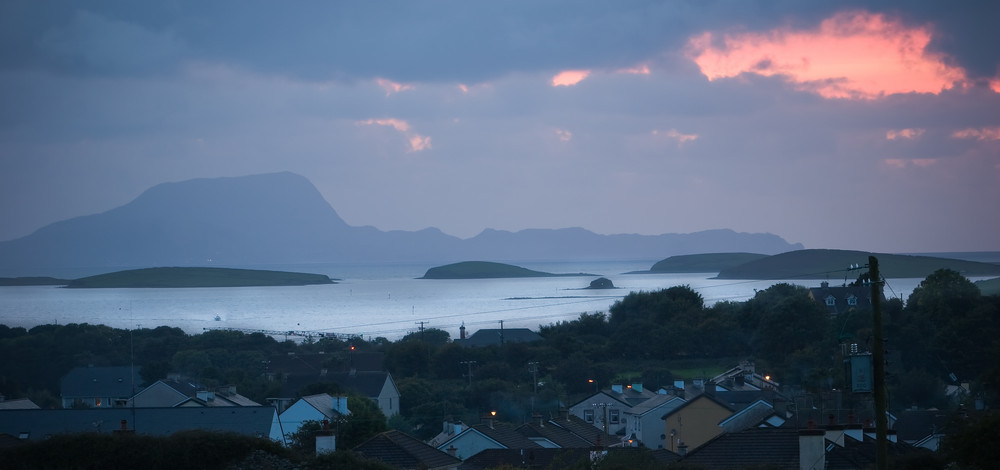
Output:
0,172,803,274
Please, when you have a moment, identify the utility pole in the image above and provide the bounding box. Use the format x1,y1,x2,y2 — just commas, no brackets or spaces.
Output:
461,361,477,388
869,256,888,470
528,362,539,394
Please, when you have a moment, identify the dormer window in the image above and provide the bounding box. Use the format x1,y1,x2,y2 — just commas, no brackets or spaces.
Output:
825,295,836,306
847,295,858,306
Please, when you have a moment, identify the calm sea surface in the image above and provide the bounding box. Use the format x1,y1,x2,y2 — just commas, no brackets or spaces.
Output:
0,260,938,341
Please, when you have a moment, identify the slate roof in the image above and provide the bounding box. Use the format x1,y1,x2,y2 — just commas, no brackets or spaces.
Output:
626,394,685,417
718,399,781,433
516,419,594,448
354,430,461,470
0,407,277,440
825,433,929,470
680,427,801,470
546,413,608,447
0,398,40,410
298,393,349,419
60,366,142,399
454,328,542,347
808,282,878,315
457,448,591,470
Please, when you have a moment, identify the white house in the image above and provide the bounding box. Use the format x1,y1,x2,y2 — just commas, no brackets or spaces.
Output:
623,395,686,449
277,393,350,444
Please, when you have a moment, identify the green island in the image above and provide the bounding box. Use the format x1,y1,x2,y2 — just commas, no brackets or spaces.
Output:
714,249,1000,280
64,267,335,288
647,252,769,273
420,261,595,279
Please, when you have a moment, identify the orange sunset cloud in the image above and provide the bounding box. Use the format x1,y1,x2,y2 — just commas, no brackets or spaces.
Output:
687,11,967,99
358,118,431,152
552,70,591,87
376,77,414,96
886,128,925,140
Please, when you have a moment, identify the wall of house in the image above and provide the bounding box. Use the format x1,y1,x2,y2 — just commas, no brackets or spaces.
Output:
569,394,628,435
377,379,400,417
278,401,326,440
663,397,732,452
130,382,186,407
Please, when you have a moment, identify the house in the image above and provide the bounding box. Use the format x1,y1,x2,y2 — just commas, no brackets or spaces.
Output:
622,395,686,449
436,418,542,461
718,399,787,433
0,397,40,410
516,413,596,449
278,393,350,442
568,383,657,436
453,327,543,347
353,429,461,470
59,366,142,408
129,380,260,407
681,425,926,470
0,406,280,442
325,370,400,418
660,393,734,453
808,281,879,315
710,360,781,392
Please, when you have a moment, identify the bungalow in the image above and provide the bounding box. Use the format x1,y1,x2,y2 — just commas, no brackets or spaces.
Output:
0,406,280,442
354,430,461,470
59,366,142,408
436,418,542,461
129,380,259,407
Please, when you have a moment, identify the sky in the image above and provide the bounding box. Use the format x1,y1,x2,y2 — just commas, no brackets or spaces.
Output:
1,1,998,254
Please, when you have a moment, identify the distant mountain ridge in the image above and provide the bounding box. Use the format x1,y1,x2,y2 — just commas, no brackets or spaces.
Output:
0,172,804,275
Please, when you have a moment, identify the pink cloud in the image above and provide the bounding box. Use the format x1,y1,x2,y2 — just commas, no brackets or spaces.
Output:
991,78,1000,94
886,128,925,140
552,70,591,87
617,64,650,75
653,128,699,145
952,127,1000,141
686,11,967,99
555,129,573,142
882,158,938,169
376,77,414,96
357,118,430,152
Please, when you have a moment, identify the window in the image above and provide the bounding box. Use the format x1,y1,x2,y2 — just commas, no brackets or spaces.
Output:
825,296,836,306
584,409,594,423
847,295,858,306
609,409,620,424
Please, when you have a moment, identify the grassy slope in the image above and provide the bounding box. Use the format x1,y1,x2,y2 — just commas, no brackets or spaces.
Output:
421,261,592,279
975,277,1000,296
716,249,1000,280
649,252,769,273
65,267,334,288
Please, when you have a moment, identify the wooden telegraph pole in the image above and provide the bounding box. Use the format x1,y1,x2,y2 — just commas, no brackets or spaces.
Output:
869,256,888,470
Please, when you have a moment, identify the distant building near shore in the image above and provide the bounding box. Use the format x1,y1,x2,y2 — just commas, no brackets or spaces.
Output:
454,326,543,347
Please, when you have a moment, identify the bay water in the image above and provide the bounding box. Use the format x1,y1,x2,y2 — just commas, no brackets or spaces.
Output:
0,260,932,341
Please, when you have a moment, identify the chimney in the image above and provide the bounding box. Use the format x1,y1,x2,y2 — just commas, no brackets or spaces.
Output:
196,390,215,402
447,445,457,457
533,413,544,427
677,443,688,456
460,323,466,340
799,429,826,470
332,395,350,416
611,384,623,393
704,380,716,397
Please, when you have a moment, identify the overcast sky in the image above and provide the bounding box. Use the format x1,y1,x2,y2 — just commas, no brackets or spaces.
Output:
1,1,998,253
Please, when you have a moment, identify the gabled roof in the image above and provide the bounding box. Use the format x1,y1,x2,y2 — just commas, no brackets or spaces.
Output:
0,398,40,410
439,422,542,452
516,419,593,448
59,366,141,399
718,399,779,433
298,393,349,419
681,427,800,470
457,448,590,470
545,414,609,447
354,429,461,469
323,371,393,398
0,407,277,440
808,282,879,315
660,393,734,420
625,395,685,417
825,431,928,470
455,328,543,347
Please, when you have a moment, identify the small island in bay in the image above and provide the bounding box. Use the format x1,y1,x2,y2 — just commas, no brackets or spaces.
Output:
65,267,335,288
585,277,616,289
644,252,769,273
420,261,595,279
